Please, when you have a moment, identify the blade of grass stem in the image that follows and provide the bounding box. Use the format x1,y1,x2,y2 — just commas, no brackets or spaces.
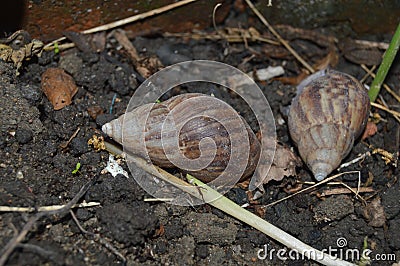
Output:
369,23,400,102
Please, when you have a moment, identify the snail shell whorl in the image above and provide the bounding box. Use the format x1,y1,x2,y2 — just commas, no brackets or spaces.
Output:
288,70,370,181
102,93,261,183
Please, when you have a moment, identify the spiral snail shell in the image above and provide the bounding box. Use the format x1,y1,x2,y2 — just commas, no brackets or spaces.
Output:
288,69,370,181
102,93,261,183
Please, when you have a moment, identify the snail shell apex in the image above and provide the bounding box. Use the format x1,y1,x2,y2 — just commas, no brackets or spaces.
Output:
102,93,261,183
288,70,370,181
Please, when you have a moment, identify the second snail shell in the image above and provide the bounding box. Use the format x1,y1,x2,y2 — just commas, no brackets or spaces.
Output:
288,69,370,181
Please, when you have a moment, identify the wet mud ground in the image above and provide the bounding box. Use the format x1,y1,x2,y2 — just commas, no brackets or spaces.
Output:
1,6,400,266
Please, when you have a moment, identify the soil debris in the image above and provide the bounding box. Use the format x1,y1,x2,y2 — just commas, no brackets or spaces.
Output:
313,195,354,223
0,30,44,75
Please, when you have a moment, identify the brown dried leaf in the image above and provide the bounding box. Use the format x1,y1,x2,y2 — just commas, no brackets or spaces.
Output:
113,29,163,78
41,68,78,110
361,121,378,140
363,197,386,227
263,144,300,184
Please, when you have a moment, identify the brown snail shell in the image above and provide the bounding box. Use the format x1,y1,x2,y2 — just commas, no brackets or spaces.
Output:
102,93,261,183
288,69,370,181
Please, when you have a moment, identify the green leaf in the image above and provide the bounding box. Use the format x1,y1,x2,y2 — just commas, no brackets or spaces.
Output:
54,42,59,54
72,162,81,174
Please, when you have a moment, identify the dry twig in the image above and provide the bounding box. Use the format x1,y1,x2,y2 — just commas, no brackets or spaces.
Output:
244,0,315,73
353,39,389,50
70,210,126,263
371,102,400,123
263,171,362,208
361,64,400,103
337,152,371,171
319,187,374,197
0,202,99,213
44,0,199,49
60,127,80,149
164,28,279,45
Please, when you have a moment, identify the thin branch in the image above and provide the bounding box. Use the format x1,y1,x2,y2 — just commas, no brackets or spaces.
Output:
319,187,374,197
263,171,361,208
361,64,400,103
371,102,400,119
60,127,80,149
353,39,389,50
0,202,100,213
16,243,58,263
70,210,127,263
337,152,371,171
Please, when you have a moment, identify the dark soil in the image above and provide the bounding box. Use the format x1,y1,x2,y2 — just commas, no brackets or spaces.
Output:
1,5,399,266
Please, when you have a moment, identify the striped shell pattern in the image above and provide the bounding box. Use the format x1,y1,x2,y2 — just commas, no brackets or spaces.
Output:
288,69,370,181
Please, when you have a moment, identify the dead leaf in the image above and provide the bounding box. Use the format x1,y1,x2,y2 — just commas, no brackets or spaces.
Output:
361,121,378,140
262,144,301,184
41,68,78,110
113,29,163,78
154,223,165,237
0,30,44,75
363,197,386,227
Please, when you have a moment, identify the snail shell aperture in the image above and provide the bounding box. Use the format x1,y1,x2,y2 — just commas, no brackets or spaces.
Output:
288,69,370,181
102,93,261,183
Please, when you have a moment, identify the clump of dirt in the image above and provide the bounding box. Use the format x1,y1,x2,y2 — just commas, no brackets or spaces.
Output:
1,5,399,266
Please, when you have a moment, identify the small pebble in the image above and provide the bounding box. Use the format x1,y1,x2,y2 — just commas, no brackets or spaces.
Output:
15,128,33,144
19,84,42,104
195,245,209,259
75,208,92,221
154,240,168,254
16,170,24,179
